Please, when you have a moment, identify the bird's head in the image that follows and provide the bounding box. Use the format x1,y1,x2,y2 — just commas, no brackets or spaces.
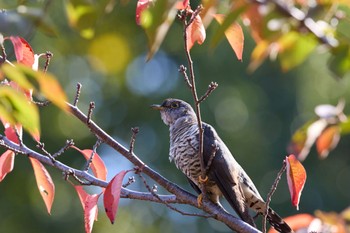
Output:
151,98,196,126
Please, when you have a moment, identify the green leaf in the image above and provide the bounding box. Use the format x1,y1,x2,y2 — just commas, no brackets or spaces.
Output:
0,86,40,136
140,1,177,60
2,63,68,112
65,0,98,39
1,64,35,90
328,44,350,78
278,32,317,71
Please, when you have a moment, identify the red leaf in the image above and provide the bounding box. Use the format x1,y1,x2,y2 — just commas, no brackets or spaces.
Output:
136,0,151,25
316,126,340,159
74,186,101,233
7,36,35,67
85,194,100,233
286,154,307,210
0,150,15,182
29,157,55,214
103,170,128,224
3,123,22,144
186,15,206,51
213,14,244,61
72,146,107,181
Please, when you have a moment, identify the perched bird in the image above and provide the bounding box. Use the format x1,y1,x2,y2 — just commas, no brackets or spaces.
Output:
152,98,293,233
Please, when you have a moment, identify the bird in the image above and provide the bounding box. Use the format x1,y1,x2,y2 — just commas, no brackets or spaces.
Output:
151,98,293,233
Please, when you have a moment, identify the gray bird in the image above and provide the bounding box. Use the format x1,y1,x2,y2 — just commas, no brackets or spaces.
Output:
152,98,293,233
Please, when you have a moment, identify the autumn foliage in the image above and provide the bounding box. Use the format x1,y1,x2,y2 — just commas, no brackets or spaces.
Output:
1,0,350,233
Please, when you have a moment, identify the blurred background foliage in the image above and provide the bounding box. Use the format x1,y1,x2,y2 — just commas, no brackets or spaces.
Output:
1,0,350,232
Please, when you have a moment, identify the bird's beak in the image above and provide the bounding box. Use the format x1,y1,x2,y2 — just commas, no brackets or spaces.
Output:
150,104,164,110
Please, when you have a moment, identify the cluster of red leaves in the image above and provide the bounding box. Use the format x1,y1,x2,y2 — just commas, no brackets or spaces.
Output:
0,37,129,233
0,36,55,213
135,0,244,60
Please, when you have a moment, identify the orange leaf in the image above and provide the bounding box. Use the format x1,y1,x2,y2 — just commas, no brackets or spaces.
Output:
186,15,206,51
316,126,340,159
7,36,35,67
213,14,244,61
286,154,307,210
103,170,128,224
74,186,101,233
72,146,107,181
29,157,55,214
0,150,15,182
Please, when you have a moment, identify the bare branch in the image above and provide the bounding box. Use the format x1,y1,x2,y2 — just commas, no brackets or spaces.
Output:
262,160,287,233
180,4,208,198
138,173,213,218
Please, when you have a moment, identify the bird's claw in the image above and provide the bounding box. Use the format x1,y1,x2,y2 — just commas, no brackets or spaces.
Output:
197,194,203,207
198,175,208,183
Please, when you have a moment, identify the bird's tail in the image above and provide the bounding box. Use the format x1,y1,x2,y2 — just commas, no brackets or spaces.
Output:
266,208,294,233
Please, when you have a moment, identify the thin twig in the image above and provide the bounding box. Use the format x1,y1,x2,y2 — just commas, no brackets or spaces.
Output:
122,176,136,188
64,169,92,185
32,100,51,107
73,83,82,106
0,37,7,64
178,65,192,88
87,101,95,124
138,173,213,218
198,82,218,104
262,160,287,233
181,5,208,196
52,139,74,158
43,51,53,73
129,127,139,153
84,139,102,172
36,141,56,163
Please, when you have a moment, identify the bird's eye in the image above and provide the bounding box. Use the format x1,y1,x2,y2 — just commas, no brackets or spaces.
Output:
170,102,179,108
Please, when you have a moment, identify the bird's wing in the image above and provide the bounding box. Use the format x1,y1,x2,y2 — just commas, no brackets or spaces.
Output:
203,123,254,225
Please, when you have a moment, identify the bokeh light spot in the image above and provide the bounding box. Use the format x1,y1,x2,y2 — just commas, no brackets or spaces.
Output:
126,51,178,97
214,97,249,133
88,34,130,74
